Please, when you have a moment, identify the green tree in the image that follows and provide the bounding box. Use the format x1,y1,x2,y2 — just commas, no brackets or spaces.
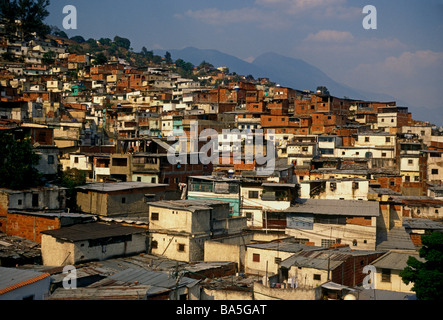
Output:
400,232,443,300
1,51,16,61
42,50,56,64
113,36,131,50
50,25,68,38
93,52,108,66
70,35,85,43
164,51,172,65
60,168,86,211
0,131,41,190
0,0,51,40
98,37,112,46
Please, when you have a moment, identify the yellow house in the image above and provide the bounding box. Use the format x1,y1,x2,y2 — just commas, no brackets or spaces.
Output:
370,251,423,293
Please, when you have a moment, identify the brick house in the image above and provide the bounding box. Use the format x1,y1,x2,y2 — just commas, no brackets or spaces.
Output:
6,211,95,243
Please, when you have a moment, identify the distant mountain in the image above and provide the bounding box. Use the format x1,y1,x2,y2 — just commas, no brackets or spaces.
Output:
155,47,397,102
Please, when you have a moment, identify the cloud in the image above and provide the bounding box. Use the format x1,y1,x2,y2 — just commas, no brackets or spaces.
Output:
181,7,290,29
255,0,360,18
345,50,443,109
305,30,354,42
255,0,346,12
179,0,361,29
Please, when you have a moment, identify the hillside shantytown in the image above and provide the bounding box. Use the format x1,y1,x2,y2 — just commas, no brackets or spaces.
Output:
0,15,443,302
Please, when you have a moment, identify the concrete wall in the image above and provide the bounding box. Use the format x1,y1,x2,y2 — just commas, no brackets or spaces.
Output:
374,268,414,293
41,234,76,265
149,205,211,234
77,190,149,217
150,232,209,262
204,233,254,271
41,233,147,266
286,219,377,250
253,281,320,300
201,288,253,300
245,246,295,276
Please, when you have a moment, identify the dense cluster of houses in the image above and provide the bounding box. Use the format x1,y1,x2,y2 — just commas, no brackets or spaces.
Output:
1,24,443,301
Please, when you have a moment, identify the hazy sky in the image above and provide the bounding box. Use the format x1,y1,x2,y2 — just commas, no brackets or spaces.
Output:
46,0,443,124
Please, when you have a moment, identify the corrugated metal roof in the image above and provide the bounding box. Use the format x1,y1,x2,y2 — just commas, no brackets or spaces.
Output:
280,254,343,271
0,267,50,295
148,199,228,212
106,268,198,289
40,222,146,242
285,199,380,217
376,227,417,251
371,251,424,270
403,218,443,230
246,242,324,253
47,285,152,300
77,181,168,192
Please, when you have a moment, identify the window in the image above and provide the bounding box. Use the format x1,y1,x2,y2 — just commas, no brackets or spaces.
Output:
432,169,439,175
365,137,370,142
352,182,359,190
415,176,420,182
151,212,159,220
74,157,79,164
17,199,22,206
275,257,282,264
381,269,391,282
177,244,185,252
405,176,410,182
321,239,335,247
137,177,142,182
248,191,259,199
313,274,321,281
352,239,358,246
245,212,253,221
121,197,126,204
408,159,413,165
253,253,260,262
382,153,387,157
48,155,54,164
386,137,391,143
390,181,395,186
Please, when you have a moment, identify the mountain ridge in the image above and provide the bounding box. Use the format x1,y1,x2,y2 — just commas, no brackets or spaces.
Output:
155,47,397,102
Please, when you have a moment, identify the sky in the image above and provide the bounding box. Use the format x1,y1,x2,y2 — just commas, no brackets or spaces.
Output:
45,0,443,125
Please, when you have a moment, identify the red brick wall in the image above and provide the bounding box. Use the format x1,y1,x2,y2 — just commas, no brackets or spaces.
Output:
6,213,61,243
331,253,385,287
346,216,372,226
410,234,422,247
